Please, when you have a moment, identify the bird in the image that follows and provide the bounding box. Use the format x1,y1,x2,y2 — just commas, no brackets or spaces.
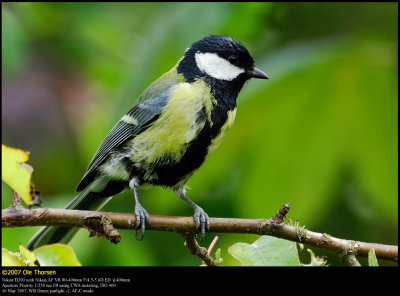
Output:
27,35,268,250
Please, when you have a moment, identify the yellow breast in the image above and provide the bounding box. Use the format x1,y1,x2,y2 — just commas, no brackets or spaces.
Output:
206,107,237,161
130,80,216,166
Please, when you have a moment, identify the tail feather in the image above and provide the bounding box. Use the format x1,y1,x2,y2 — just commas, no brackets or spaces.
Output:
26,186,112,250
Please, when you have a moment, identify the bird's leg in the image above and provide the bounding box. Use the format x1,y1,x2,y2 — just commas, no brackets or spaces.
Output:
129,178,150,240
175,185,210,241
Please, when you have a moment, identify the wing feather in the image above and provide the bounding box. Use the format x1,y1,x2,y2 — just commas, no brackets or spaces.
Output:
76,87,174,191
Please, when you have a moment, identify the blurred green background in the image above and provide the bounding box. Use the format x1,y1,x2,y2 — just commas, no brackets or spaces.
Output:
2,2,398,266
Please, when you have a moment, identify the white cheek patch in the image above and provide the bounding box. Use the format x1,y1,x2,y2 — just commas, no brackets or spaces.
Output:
195,52,245,81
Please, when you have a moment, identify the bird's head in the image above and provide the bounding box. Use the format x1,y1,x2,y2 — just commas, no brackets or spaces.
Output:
178,35,268,86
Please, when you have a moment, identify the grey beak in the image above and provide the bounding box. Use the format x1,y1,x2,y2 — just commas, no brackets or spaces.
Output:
249,67,269,79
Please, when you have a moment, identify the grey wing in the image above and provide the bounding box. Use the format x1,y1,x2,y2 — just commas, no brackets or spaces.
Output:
76,88,173,191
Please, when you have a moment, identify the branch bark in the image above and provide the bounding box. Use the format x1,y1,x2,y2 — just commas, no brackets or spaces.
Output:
2,205,398,264
182,234,220,267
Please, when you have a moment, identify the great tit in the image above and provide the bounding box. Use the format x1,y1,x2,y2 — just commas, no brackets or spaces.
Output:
27,35,268,250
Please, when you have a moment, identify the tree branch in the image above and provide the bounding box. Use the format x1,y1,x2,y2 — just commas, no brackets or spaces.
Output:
2,204,398,264
343,254,361,266
182,234,220,267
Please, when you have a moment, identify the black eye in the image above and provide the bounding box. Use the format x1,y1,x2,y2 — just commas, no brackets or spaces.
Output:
228,55,238,65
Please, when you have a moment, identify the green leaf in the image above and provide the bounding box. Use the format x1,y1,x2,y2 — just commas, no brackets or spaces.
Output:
368,249,379,266
228,236,300,266
301,249,328,266
2,248,25,266
2,244,80,267
1,144,33,206
19,244,38,266
215,248,223,264
32,244,81,266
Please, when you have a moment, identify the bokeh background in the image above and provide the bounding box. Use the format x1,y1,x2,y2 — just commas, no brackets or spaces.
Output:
2,2,398,266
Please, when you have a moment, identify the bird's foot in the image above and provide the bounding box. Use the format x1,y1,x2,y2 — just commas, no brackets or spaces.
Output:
193,206,210,242
134,204,150,241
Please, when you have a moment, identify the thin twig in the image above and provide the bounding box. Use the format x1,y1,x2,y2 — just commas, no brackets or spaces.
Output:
343,254,362,266
182,234,220,267
199,236,220,266
207,236,219,256
11,191,22,208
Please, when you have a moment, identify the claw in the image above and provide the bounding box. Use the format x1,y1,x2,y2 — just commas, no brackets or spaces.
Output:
134,204,150,241
193,207,210,242
135,230,144,241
